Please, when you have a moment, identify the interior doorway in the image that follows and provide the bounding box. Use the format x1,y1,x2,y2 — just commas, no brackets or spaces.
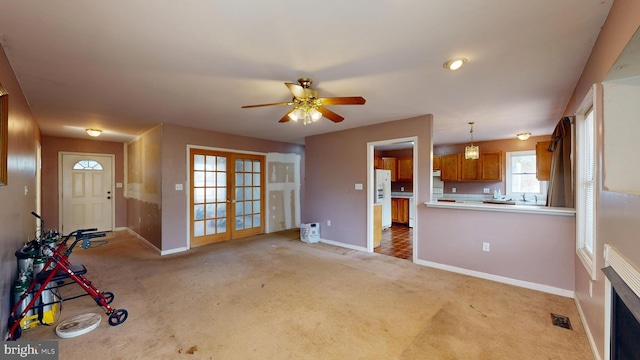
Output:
368,137,417,262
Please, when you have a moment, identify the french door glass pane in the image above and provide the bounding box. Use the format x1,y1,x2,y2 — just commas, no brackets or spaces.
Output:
194,155,205,170
193,154,228,237
194,221,204,236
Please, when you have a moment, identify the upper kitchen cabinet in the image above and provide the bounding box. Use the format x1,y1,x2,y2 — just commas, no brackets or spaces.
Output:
433,155,441,170
478,151,502,181
374,156,384,170
536,141,552,181
382,157,397,181
397,157,413,181
440,154,460,181
440,151,503,182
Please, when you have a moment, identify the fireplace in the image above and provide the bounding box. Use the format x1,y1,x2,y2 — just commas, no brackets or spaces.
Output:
603,245,640,360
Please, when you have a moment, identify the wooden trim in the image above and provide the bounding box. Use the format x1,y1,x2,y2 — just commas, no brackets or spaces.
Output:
0,83,8,186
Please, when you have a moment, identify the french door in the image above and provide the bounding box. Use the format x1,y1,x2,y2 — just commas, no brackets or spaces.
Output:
190,148,265,247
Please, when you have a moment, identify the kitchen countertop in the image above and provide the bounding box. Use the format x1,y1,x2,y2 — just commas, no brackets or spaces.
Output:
424,200,575,216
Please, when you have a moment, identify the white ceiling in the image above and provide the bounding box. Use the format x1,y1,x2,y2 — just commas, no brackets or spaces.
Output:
0,1,613,145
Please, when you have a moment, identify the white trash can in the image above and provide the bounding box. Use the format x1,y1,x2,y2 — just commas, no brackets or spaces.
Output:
300,223,320,243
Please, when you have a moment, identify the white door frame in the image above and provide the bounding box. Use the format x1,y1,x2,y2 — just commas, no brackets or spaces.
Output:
58,151,115,233
367,136,418,262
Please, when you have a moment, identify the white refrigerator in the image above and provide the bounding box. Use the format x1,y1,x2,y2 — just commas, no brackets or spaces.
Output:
375,169,392,229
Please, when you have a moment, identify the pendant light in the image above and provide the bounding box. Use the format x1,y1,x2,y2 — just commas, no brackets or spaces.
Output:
465,122,479,160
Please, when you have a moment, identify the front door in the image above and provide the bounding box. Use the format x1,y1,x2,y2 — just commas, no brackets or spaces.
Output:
60,153,114,234
190,148,265,247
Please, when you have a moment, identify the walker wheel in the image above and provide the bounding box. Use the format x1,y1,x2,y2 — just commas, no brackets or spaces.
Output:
108,309,128,326
103,291,114,304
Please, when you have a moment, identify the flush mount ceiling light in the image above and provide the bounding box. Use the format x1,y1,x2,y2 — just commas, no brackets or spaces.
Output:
86,129,102,137
517,133,531,141
443,58,467,71
465,122,479,160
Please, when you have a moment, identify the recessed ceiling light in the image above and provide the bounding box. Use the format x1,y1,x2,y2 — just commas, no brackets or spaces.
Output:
443,58,467,71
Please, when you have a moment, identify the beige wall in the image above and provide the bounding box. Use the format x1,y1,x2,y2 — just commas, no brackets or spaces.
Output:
304,115,432,247
0,46,40,337
563,1,640,358
156,123,304,251
41,136,127,231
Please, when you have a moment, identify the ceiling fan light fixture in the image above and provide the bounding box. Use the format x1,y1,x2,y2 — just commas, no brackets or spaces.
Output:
517,132,531,141
86,128,102,137
444,58,467,71
309,108,322,122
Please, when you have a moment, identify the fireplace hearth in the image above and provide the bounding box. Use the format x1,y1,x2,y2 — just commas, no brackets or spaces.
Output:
603,245,640,360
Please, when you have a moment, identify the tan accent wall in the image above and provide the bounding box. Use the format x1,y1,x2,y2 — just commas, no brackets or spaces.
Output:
126,125,163,249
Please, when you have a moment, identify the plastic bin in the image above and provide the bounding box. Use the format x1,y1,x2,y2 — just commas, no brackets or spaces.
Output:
300,223,320,243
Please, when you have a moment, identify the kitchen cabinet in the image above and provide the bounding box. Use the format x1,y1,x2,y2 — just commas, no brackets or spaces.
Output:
382,157,397,181
536,141,552,181
374,156,384,170
391,197,409,225
374,204,382,247
440,151,503,182
433,155,441,170
479,151,503,181
397,157,413,181
440,154,460,181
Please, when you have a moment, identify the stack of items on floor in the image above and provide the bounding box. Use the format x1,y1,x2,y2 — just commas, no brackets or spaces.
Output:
12,229,62,331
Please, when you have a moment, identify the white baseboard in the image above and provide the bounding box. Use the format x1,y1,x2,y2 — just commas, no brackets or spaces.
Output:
415,259,575,298
574,296,602,360
319,238,368,252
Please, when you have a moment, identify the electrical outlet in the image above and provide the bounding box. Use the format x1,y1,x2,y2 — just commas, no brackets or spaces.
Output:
483,188,490,194
482,242,490,252
452,187,457,193
401,186,404,191
327,220,331,227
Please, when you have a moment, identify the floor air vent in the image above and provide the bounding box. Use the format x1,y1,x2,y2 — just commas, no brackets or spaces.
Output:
550,313,572,330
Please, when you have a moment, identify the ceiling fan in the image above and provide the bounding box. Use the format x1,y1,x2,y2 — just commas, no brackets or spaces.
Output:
241,78,366,125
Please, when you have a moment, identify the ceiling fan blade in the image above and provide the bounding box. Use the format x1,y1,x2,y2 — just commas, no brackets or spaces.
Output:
241,101,293,108
279,110,292,123
285,82,307,99
317,107,344,123
319,96,366,106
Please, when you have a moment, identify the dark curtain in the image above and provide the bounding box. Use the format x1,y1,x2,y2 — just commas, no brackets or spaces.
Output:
546,117,574,207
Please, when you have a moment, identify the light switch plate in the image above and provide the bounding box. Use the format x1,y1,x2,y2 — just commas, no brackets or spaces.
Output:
116,182,123,188
355,183,363,190
175,184,183,191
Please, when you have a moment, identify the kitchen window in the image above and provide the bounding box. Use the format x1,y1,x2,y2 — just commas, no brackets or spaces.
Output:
505,150,546,200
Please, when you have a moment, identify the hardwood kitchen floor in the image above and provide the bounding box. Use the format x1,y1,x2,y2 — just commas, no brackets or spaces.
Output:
375,224,413,260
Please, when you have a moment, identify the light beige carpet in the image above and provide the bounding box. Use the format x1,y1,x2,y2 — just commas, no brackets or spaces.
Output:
18,230,593,359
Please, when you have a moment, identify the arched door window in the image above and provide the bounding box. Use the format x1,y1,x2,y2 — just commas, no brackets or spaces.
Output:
72,160,103,170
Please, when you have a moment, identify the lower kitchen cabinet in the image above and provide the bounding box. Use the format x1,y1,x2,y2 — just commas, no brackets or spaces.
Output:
391,198,409,225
